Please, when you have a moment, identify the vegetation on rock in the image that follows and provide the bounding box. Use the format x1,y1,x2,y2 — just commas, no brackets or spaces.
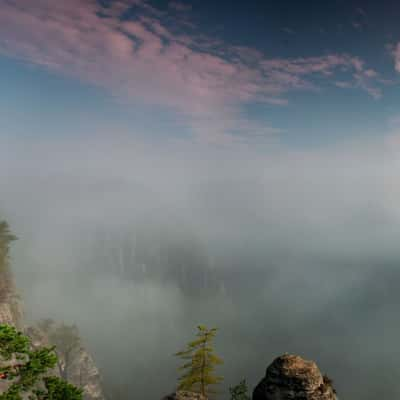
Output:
0,324,83,400
0,221,17,274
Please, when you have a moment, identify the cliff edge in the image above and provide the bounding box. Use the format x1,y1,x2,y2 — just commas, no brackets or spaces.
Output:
0,267,106,400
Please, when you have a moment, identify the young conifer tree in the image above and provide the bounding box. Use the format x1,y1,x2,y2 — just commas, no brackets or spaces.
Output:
175,325,223,398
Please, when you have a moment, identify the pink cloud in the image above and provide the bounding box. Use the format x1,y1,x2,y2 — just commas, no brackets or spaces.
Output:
0,0,383,143
364,69,377,78
335,81,354,89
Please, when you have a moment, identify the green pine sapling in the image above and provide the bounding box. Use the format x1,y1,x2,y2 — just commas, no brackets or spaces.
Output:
175,325,223,398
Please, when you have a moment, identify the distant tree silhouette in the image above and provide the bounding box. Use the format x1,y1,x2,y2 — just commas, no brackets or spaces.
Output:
38,320,81,381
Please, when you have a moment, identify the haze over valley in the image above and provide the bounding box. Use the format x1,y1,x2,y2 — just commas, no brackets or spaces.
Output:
1,1,400,399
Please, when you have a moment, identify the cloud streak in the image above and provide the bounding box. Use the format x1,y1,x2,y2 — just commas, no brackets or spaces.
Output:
0,0,383,142
168,1,192,12
392,43,400,73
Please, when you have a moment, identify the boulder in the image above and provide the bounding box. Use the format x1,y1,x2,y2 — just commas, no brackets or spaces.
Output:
253,354,337,400
163,390,208,400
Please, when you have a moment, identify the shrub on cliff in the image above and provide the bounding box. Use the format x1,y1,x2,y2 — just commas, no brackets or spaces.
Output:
229,380,250,400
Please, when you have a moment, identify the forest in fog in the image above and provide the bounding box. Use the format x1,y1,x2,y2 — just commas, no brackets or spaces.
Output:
0,134,398,400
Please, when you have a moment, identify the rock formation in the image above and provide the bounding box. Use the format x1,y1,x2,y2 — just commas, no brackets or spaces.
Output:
0,264,24,329
162,390,208,400
26,323,105,400
0,261,106,400
253,354,337,400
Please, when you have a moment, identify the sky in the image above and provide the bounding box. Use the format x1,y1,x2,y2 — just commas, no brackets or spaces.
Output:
2,1,400,400
0,0,400,147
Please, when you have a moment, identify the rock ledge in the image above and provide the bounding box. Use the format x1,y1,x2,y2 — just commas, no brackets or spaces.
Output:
163,390,208,400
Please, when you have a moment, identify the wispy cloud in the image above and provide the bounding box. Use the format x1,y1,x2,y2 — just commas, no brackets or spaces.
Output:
282,27,295,35
168,1,192,12
391,43,400,73
0,0,383,142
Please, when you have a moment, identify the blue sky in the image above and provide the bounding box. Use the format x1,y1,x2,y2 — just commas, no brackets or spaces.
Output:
0,0,399,147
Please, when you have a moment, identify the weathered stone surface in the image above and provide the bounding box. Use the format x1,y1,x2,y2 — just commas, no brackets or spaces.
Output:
0,268,106,400
0,269,24,329
253,354,337,400
25,323,106,400
162,390,208,400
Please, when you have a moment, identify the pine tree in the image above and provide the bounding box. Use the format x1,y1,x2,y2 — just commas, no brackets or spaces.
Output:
0,324,83,400
175,325,223,398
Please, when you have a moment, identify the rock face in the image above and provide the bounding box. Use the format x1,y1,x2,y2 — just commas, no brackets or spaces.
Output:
25,324,106,400
0,268,106,400
0,268,24,329
253,354,337,400
162,391,208,400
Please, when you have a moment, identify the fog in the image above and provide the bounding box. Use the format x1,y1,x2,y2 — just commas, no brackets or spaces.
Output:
1,132,399,399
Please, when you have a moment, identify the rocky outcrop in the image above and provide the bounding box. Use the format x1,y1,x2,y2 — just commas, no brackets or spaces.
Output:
0,269,24,329
0,267,106,400
162,390,208,400
25,323,106,400
253,354,337,400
